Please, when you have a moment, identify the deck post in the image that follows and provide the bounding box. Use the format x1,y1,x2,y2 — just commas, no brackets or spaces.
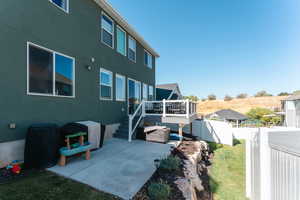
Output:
128,115,132,142
163,99,166,117
186,99,190,118
178,123,184,137
190,122,193,135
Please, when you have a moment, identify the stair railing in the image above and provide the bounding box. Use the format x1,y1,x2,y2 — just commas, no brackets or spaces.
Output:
128,101,145,142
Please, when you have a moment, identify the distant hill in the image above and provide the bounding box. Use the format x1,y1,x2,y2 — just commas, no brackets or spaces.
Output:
197,96,287,116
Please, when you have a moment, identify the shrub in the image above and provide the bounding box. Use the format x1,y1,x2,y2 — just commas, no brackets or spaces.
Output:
278,92,290,96
246,107,281,126
233,138,241,146
148,181,171,200
224,95,233,101
207,94,216,100
207,142,223,152
254,90,272,97
236,93,248,99
159,155,180,172
184,95,199,102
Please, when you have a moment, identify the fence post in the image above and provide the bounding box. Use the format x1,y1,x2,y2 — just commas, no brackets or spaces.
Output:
186,99,190,118
163,99,166,117
128,115,132,142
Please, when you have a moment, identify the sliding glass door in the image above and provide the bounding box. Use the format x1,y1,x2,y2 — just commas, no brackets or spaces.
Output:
128,79,141,115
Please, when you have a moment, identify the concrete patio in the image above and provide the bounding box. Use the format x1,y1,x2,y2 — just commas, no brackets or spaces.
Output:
48,138,174,200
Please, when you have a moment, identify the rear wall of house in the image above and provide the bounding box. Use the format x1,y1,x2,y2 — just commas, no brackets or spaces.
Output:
0,0,156,142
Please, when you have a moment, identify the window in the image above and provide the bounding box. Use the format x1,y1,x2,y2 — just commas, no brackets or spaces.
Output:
149,85,154,100
143,83,148,100
116,74,125,101
135,81,141,101
144,50,152,68
50,0,69,13
101,13,114,48
128,36,136,62
100,69,113,100
116,26,126,56
27,42,75,97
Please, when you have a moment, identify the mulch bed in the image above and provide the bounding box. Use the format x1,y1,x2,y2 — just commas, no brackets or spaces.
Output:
134,138,213,200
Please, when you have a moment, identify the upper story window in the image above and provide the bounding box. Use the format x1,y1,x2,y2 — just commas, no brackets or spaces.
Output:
144,50,152,69
50,0,69,13
100,68,113,100
116,26,126,56
128,36,136,62
116,74,125,101
27,42,75,97
143,83,148,100
101,13,114,48
149,85,154,100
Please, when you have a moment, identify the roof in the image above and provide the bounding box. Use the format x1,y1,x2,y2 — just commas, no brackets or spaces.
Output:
156,83,179,91
206,109,248,121
94,0,159,57
283,94,300,101
156,88,172,100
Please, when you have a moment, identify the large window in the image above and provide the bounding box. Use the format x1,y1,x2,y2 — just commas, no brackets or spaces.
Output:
144,50,153,68
50,0,69,13
116,26,126,56
101,13,114,48
128,36,136,62
100,68,113,100
149,85,154,100
116,74,125,101
143,83,148,100
27,42,75,97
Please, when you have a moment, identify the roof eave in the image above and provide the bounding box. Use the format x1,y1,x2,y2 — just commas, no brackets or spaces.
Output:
94,0,160,58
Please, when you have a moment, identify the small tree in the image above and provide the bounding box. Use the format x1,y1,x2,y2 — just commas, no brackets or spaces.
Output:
201,98,207,102
207,94,216,101
278,92,290,96
236,93,248,99
224,95,233,101
246,107,281,126
254,90,272,97
293,90,300,95
183,95,199,102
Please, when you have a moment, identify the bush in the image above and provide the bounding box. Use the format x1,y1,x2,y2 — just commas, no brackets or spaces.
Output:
184,95,199,101
224,95,233,101
278,92,290,96
207,142,223,152
159,156,180,172
236,93,248,99
254,90,272,97
148,182,171,200
246,107,281,126
208,94,216,100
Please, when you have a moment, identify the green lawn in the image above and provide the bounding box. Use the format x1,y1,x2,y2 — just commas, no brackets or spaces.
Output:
209,140,247,200
0,171,120,200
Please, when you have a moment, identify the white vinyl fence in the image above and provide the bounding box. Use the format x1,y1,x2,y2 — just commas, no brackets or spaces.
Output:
246,128,300,200
184,119,233,146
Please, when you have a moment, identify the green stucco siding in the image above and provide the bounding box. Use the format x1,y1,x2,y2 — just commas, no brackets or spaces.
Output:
0,0,156,142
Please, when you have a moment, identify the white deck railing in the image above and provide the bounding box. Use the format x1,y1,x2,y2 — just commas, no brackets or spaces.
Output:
128,99,197,141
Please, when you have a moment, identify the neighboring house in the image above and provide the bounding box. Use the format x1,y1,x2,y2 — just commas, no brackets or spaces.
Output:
282,95,300,128
0,0,159,144
156,83,183,100
205,109,248,127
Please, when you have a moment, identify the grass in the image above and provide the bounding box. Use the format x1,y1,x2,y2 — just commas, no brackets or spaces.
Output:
209,140,247,200
0,170,120,200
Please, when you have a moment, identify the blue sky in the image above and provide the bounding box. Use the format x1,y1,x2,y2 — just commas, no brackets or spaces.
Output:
108,0,300,99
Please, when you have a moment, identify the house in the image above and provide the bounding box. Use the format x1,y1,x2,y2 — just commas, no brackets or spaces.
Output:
156,83,183,100
281,95,300,128
205,109,248,127
0,0,197,163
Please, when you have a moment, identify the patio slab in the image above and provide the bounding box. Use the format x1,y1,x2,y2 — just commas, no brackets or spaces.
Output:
48,138,173,200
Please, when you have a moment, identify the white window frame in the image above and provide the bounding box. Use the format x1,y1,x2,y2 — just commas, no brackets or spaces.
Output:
128,36,136,63
144,50,153,69
143,83,148,100
100,68,113,100
49,0,69,13
101,12,114,49
27,42,75,98
116,25,127,56
115,74,126,101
